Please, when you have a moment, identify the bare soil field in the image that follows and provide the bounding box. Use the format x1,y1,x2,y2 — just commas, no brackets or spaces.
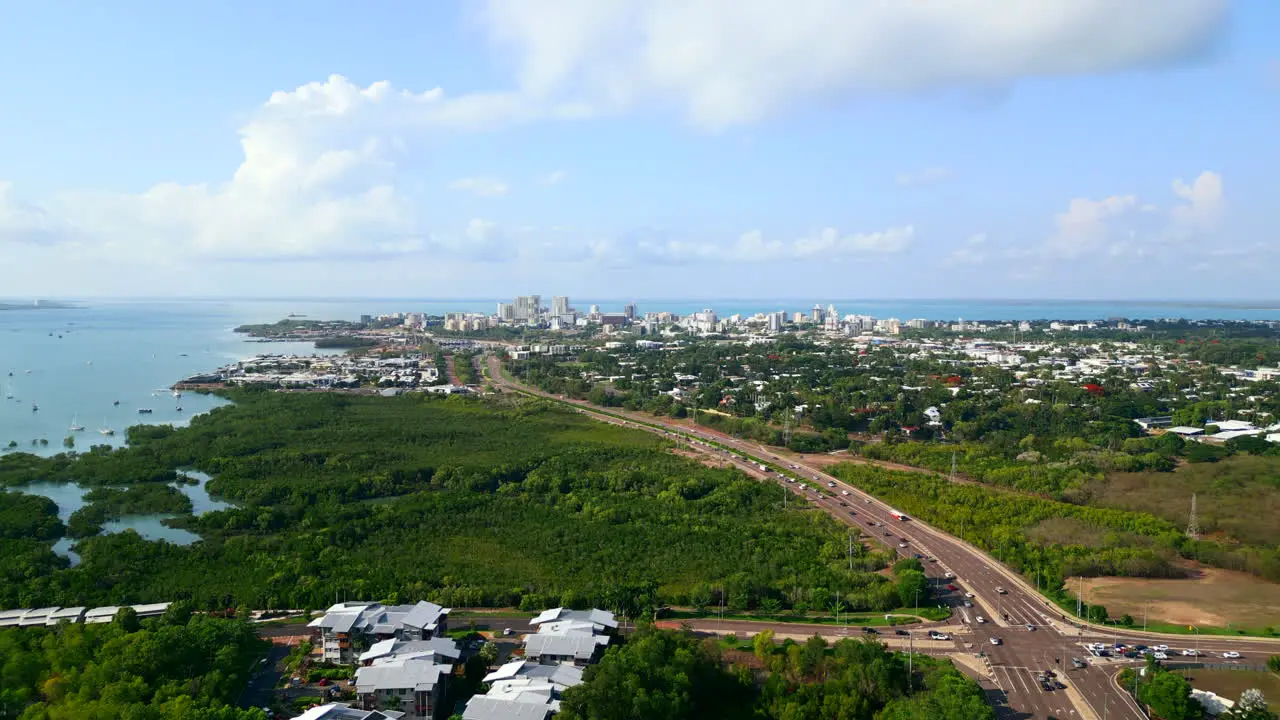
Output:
1081,568,1280,629
1170,669,1280,702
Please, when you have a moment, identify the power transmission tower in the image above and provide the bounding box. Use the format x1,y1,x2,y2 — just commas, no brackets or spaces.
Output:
1186,493,1200,540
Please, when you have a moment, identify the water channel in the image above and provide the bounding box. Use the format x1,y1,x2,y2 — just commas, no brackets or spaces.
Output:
17,469,234,567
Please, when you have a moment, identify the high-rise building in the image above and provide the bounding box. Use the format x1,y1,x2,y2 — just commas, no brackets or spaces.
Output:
767,311,785,333
496,303,514,320
589,304,600,316
552,296,570,316
514,295,541,321
811,304,824,324
623,303,637,320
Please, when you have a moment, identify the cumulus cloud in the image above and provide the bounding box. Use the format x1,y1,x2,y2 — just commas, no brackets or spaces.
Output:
0,76,598,262
896,167,951,187
946,233,988,265
479,0,1228,127
1045,194,1139,258
449,177,510,197
1040,170,1226,260
1169,170,1224,239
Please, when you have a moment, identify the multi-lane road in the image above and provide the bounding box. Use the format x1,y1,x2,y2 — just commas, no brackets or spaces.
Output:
484,355,1280,719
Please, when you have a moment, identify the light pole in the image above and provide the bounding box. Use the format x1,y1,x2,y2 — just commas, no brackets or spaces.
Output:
1143,604,1148,632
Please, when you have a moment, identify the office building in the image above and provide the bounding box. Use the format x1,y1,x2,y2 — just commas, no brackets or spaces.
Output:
551,296,570,316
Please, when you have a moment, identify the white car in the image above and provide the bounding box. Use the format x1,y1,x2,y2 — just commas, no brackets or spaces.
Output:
1181,649,1199,657
842,490,849,495
944,572,955,579
929,632,951,641
1153,644,1169,652
1223,651,1241,659
990,637,1002,645
828,481,836,487
976,616,987,624
899,542,909,548
1153,652,1169,660
964,592,974,598
1025,624,1036,632
963,600,972,608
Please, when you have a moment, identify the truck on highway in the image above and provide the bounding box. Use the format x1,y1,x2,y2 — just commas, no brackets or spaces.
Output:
889,510,909,521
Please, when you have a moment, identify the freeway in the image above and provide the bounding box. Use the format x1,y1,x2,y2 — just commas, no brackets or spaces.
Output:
485,355,1280,719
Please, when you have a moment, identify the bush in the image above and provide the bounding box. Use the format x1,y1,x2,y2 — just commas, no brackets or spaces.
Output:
1268,654,1280,673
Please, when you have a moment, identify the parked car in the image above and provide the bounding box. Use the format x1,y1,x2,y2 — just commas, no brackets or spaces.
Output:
964,592,975,598
946,584,957,591
963,600,973,608
1026,624,1036,631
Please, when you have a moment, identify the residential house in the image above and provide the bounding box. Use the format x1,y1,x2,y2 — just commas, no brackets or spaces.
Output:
461,660,584,720
309,601,451,664
524,608,616,666
291,702,404,720
354,652,451,720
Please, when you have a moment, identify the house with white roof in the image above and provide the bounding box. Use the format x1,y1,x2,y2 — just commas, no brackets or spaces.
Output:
291,702,404,720
309,601,451,664
354,653,449,720
524,608,615,666
359,637,461,666
461,661,584,720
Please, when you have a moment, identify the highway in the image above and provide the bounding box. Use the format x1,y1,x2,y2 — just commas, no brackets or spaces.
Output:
485,355,1280,719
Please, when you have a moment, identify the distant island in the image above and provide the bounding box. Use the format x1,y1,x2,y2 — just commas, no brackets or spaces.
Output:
0,300,79,311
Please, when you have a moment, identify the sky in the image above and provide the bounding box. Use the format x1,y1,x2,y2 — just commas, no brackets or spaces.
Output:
0,0,1277,300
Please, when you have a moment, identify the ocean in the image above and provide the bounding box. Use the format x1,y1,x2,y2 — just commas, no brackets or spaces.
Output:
3,297,1279,453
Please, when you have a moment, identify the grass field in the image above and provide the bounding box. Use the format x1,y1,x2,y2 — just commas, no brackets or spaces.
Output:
1081,568,1280,629
1169,669,1280,703
1093,456,1280,547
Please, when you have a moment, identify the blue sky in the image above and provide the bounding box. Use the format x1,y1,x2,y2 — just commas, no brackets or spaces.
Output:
0,0,1276,299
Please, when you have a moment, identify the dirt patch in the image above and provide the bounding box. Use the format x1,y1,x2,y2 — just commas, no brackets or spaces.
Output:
1170,669,1280,702
1081,567,1280,629
668,447,728,468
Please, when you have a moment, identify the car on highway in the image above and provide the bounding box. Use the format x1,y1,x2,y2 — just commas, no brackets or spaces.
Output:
895,629,910,636
848,510,856,516
862,627,878,634
995,587,1007,594
828,482,836,488
899,542,909,548
884,531,892,536
1153,652,1169,660
989,637,1002,645
1181,649,1199,657
929,631,951,641
842,490,849,495
1153,644,1169,652
1071,658,1087,669
1223,651,1242,659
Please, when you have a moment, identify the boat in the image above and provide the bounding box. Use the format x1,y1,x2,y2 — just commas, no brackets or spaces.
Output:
98,418,113,436
112,400,120,406
176,406,184,412
31,403,38,412
172,390,182,399
69,415,84,432
137,408,153,414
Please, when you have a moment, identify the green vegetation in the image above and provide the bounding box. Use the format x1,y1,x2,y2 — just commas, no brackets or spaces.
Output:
0,609,268,720
453,352,479,385
559,625,992,720
0,391,904,617
0,493,63,541
65,485,193,539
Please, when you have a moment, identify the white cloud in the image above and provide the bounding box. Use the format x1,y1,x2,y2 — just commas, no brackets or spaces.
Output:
1169,170,1224,239
1045,194,1139,258
449,177,510,197
0,76,605,263
539,170,568,186
946,232,987,265
479,0,1228,127
896,167,951,187
1039,170,1226,260
635,225,914,264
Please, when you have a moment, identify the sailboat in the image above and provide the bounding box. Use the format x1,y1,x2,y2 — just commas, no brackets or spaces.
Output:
69,415,85,432
98,418,114,436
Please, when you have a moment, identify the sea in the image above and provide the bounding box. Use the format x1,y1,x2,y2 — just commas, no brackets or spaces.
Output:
2,296,1277,562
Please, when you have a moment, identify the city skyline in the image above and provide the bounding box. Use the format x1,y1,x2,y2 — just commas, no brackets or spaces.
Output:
1,2,1277,299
